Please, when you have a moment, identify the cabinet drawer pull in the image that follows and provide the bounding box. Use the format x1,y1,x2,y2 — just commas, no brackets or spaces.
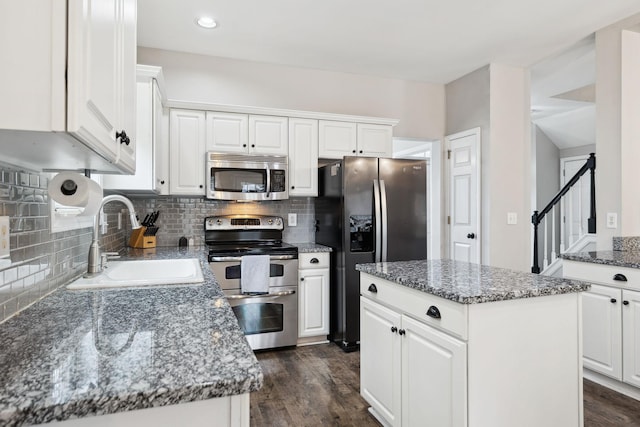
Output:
611,298,617,304
368,284,377,293
426,306,441,319
398,329,406,336
623,300,630,306
310,257,319,264
614,273,628,282
391,326,398,333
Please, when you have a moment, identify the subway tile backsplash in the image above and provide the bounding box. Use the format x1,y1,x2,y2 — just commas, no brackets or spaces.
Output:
123,196,316,247
0,163,93,321
0,158,316,321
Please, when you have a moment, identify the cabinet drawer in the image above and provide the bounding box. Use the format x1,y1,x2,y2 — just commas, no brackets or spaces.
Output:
361,273,468,340
299,252,330,269
564,261,640,291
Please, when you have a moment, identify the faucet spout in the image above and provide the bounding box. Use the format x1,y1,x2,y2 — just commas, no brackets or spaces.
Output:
87,195,141,276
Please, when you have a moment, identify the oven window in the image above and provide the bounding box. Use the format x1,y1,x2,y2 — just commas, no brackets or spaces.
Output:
225,264,284,280
211,168,267,193
232,303,284,335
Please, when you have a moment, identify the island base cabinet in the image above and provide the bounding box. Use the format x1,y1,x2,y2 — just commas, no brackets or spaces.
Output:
40,394,250,427
360,272,583,427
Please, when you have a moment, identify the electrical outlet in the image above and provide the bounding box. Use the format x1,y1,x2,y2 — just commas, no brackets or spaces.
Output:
0,216,9,258
606,213,618,229
507,212,518,225
288,213,297,227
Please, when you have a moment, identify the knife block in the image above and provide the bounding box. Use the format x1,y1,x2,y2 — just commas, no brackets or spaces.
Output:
129,227,157,249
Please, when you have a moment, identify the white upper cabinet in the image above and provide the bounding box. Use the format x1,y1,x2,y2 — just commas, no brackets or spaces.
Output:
102,66,168,194
319,121,392,159
249,115,288,155
206,112,249,154
207,113,288,156
0,0,137,173
357,123,393,157
170,110,206,195
318,121,358,158
288,118,318,197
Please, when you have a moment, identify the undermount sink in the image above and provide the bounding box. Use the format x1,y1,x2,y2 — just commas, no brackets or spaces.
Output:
67,258,205,290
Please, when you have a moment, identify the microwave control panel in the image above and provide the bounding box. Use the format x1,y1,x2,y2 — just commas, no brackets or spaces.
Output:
270,170,286,192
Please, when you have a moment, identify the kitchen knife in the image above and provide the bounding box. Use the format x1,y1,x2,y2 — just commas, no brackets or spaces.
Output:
141,214,150,227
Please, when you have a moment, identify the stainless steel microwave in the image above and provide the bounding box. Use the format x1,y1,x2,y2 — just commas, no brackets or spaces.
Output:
206,153,289,201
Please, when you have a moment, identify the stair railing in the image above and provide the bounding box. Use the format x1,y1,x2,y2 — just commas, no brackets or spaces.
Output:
531,153,596,273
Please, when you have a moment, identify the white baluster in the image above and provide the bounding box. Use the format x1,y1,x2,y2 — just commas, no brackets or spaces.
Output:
577,177,584,238
568,187,574,248
543,217,548,269
551,205,557,262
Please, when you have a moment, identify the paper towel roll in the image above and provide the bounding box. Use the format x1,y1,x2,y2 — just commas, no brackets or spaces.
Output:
48,172,103,217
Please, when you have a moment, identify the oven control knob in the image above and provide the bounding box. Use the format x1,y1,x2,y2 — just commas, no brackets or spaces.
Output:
276,218,282,225
268,219,273,225
216,219,222,225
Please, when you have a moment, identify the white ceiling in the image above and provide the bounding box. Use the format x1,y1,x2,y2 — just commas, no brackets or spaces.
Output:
137,0,640,84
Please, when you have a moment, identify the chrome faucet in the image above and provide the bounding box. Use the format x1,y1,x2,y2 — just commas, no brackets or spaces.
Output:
87,195,141,276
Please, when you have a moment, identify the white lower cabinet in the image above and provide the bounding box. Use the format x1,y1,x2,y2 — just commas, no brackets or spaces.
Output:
360,272,582,427
360,297,466,427
298,252,330,343
623,289,640,387
564,260,640,392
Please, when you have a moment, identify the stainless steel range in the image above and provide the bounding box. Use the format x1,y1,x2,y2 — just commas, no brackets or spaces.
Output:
205,215,298,350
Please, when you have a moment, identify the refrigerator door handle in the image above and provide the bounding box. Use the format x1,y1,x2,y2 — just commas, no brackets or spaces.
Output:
380,179,388,262
373,179,382,262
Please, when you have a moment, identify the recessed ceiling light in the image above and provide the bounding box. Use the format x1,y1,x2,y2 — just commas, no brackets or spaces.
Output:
196,16,217,29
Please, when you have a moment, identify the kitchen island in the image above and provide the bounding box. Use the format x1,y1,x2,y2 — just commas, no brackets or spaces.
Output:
0,248,262,427
356,259,590,427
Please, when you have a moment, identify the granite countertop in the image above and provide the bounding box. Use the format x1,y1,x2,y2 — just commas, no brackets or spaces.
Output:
0,247,263,427
293,243,333,253
356,259,590,304
560,250,640,269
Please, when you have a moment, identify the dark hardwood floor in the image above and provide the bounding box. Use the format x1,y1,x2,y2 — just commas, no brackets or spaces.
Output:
251,343,640,426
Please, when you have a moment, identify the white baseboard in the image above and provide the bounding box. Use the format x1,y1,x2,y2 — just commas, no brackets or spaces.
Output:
584,369,640,401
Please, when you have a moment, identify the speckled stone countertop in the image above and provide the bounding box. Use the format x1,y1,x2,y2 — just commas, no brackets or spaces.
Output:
356,259,590,304
560,250,640,269
0,247,262,427
293,243,333,253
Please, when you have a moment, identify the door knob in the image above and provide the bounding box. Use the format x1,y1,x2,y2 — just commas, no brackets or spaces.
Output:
467,233,475,239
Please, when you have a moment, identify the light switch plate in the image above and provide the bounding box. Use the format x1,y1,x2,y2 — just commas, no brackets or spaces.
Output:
0,216,10,258
288,213,297,227
606,212,618,229
507,212,518,225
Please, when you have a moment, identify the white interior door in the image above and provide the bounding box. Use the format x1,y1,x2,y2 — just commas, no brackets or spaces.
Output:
560,155,590,251
447,128,481,264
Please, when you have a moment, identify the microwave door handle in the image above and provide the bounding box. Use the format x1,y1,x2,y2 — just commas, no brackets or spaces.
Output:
266,167,271,198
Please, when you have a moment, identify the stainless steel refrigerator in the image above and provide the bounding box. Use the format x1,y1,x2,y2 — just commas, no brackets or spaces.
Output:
315,156,427,351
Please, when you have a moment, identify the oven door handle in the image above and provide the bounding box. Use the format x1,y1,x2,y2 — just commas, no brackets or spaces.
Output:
226,290,296,299
209,254,298,262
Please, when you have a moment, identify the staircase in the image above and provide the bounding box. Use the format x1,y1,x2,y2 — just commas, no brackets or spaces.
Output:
532,153,596,274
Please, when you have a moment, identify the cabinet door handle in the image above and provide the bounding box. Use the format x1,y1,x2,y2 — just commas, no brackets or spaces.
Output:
243,144,247,147
352,150,356,153
623,300,630,305
116,130,130,145
467,233,475,239
160,180,165,185
310,258,319,264
611,298,617,304
426,306,441,319
199,184,203,189
300,277,305,282
391,326,398,333
368,284,377,293
398,329,406,336
614,273,628,282
291,186,295,190
359,150,363,154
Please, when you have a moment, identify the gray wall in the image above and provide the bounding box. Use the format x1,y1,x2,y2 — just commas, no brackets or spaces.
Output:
535,126,561,266
559,144,596,159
